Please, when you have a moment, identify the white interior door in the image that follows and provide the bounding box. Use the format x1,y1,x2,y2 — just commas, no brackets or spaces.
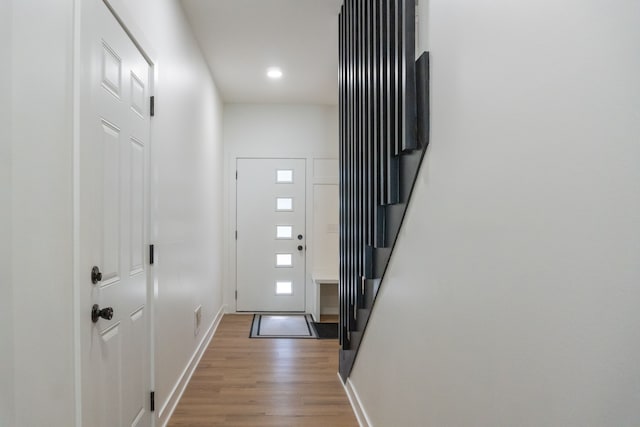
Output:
79,1,151,426
236,158,306,311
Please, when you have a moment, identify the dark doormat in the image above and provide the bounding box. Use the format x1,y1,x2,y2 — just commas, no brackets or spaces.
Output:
311,322,339,339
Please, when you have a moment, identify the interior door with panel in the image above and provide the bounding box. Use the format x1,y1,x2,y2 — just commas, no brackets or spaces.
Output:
236,158,306,312
79,1,151,426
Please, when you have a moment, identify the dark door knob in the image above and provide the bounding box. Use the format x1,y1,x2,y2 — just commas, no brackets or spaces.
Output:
91,266,103,284
297,245,303,251
297,234,303,240
92,304,114,323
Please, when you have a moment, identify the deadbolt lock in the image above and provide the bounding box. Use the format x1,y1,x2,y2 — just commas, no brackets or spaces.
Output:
91,266,103,284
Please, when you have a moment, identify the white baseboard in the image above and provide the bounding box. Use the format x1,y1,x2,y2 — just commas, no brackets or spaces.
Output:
158,304,226,427
338,373,372,427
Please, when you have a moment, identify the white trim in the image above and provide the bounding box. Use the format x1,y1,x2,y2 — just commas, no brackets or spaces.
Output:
72,1,82,424
102,0,158,63
313,275,339,323
158,304,226,427
338,373,372,427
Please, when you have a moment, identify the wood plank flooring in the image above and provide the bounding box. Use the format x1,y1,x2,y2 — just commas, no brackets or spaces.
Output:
168,314,358,426
319,314,339,323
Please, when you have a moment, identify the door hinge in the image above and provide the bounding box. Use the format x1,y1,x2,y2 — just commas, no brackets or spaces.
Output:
235,290,238,300
150,96,155,117
150,391,155,412
235,230,237,240
235,170,238,180
149,244,155,265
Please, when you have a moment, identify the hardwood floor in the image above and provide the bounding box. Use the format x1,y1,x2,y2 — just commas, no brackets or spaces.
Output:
168,314,358,426
319,314,339,323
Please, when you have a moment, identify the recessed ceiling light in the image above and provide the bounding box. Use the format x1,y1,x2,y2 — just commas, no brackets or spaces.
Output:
267,67,283,79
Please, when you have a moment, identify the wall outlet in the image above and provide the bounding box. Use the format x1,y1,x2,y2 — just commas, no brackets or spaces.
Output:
194,305,202,336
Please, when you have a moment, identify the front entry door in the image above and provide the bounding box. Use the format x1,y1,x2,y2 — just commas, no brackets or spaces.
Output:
236,158,306,311
79,1,151,426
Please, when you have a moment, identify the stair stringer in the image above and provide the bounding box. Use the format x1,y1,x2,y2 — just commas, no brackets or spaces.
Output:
339,52,430,381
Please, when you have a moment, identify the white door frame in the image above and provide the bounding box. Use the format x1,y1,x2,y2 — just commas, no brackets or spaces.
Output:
72,1,158,425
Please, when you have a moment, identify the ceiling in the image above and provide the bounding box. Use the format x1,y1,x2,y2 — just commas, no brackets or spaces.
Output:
180,0,343,105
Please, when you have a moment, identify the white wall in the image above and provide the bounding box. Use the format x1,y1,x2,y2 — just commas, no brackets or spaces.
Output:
349,1,640,426
10,1,76,425
313,184,339,316
312,184,340,279
0,1,14,424
223,105,338,315
110,0,225,422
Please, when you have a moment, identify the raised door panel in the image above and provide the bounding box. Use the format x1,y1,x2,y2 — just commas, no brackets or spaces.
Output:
129,138,144,275
98,322,123,427
100,120,121,285
123,306,147,427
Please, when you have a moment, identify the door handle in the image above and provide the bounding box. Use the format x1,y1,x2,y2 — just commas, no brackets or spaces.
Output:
297,245,304,251
297,234,303,240
92,304,114,323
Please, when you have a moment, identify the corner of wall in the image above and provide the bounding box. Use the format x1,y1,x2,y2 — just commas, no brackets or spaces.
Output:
11,1,76,425
0,0,14,424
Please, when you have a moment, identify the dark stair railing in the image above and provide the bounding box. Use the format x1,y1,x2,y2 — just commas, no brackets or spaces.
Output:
338,0,430,381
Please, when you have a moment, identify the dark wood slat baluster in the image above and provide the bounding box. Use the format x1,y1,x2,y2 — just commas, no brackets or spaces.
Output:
339,0,426,379
400,0,417,154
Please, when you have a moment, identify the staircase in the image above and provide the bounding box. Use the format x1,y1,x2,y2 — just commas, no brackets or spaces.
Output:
338,0,430,381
